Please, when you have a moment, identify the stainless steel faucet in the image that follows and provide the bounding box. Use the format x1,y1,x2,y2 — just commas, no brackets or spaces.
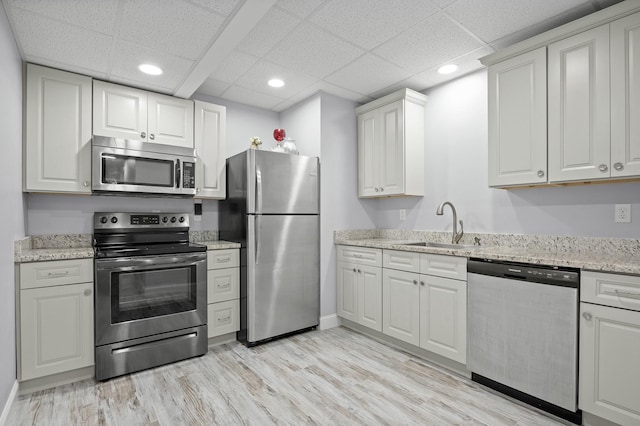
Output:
436,201,464,244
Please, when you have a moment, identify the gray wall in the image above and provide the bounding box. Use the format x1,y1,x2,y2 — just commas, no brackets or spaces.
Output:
374,70,640,239
0,2,24,411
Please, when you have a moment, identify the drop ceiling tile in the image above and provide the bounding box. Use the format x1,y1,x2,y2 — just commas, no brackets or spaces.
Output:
310,0,439,50
269,22,364,79
110,41,195,91
374,13,483,74
445,0,591,43
118,0,226,60
236,7,301,57
194,78,230,97
235,60,318,98
208,50,260,84
8,8,112,74
430,0,456,8
188,0,241,16
288,80,369,104
221,84,285,110
276,0,327,18
5,0,119,34
107,75,174,96
411,45,494,88
325,54,411,95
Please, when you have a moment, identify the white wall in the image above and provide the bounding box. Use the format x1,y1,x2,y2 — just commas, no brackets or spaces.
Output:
374,70,640,239
0,1,24,411
280,94,321,158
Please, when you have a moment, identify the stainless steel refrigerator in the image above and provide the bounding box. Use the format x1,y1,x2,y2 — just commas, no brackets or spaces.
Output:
219,149,320,346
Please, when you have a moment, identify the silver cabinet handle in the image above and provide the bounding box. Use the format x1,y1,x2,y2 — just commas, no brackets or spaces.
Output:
196,188,201,193
583,312,592,320
614,162,624,171
615,289,640,300
374,188,379,192
83,289,92,296
83,181,89,187
537,170,545,178
599,164,608,172
47,271,69,278
140,132,146,139
413,279,417,285
149,133,155,140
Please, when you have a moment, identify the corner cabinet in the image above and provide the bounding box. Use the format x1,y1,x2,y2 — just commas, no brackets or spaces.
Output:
93,80,194,148
194,101,226,199
17,259,94,382
356,89,426,198
24,64,92,193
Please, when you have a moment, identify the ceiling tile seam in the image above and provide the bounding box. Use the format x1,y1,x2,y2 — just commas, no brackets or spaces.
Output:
184,0,238,19
20,54,108,79
210,50,262,86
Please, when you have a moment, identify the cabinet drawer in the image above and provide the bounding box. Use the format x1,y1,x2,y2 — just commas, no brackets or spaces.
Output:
207,300,239,338
19,259,93,289
337,245,381,266
383,250,420,273
207,249,239,270
207,268,239,303
420,254,466,281
581,271,640,311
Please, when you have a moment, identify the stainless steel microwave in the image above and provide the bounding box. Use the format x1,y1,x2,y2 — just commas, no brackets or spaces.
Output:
92,136,196,196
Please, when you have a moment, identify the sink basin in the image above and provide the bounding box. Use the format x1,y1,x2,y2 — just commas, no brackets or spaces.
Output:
402,241,480,250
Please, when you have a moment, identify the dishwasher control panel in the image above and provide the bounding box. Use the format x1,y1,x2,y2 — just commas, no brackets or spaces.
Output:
469,258,579,288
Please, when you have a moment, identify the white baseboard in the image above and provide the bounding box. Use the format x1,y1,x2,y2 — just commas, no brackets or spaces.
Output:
319,314,341,330
0,380,18,426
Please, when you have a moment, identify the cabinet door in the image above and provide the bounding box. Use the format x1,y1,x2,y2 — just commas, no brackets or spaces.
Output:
358,265,382,332
93,81,147,140
378,100,405,195
488,48,547,187
20,282,94,381
357,109,378,197
579,303,640,425
147,93,194,148
548,25,610,182
337,261,358,322
611,12,640,178
194,100,226,199
419,275,466,363
25,64,92,193
382,268,420,345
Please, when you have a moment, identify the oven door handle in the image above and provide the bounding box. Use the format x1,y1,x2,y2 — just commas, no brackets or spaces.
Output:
96,254,206,271
175,159,181,188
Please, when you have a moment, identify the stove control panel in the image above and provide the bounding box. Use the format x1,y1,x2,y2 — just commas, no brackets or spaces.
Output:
94,212,189,229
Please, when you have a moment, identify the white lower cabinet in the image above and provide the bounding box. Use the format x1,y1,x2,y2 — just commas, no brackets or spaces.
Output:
579,271,640,425
207,248,240,338
336,246,383,332
382,268,420,345
17,259,94,381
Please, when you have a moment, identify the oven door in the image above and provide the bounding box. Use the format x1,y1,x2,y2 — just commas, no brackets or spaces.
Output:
95,252,206,346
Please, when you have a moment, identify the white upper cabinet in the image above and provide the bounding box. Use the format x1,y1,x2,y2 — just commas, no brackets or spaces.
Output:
548,25,611,183
194,100,226,199
611,12,640,177
24,64,92,193
356,89,426,198
488,47,547,187
93,80,194,148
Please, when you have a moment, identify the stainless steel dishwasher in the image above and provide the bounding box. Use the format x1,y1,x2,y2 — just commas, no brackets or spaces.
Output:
467,258,581,425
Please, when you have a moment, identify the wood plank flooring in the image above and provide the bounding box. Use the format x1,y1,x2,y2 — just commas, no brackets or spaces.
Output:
7,327,564,425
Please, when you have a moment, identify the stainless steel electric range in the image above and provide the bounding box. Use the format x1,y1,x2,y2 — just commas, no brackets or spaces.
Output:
93,212,207,381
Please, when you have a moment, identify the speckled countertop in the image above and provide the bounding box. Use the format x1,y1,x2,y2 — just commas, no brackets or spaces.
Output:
14,233,240,263
335,230,640,275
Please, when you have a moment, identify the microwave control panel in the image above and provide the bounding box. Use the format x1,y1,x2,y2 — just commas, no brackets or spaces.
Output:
183,162,195,188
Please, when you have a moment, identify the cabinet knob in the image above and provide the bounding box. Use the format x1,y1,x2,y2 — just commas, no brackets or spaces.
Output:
141,132,146,139
614,162,624,171
599,164,608,172
375,188,379,192
582,312,592,321
149,133,155,140
357,269,361,273
420,281,425,286
196,188,201,193
537,170,545,178
84,289,92,297
380,187,384,192
83,181,89,187
413,280,417,285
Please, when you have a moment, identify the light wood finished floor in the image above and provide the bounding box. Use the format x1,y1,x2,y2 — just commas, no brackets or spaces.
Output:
7,327,564,425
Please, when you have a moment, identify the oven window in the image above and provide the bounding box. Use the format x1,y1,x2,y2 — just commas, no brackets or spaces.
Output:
102,154,174,187
111,266,196,322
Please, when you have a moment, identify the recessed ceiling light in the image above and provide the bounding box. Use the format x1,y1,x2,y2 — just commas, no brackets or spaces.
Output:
437,64,458,75
138,64,163,76
268,78,285,88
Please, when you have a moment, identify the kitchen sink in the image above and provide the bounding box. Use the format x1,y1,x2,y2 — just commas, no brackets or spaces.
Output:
402,241,480,250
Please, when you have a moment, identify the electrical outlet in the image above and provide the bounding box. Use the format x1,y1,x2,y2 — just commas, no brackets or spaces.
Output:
399,209,406,221
615,204,631,223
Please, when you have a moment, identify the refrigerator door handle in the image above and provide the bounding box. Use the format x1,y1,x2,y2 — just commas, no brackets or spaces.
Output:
256,169,262,214
255,215,261,264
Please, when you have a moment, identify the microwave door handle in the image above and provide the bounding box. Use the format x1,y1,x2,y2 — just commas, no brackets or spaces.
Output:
175,159,181,188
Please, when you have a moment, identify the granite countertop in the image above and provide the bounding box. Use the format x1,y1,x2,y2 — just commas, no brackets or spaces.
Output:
15,247,95,263
336,235,640,276
200,241,241,250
